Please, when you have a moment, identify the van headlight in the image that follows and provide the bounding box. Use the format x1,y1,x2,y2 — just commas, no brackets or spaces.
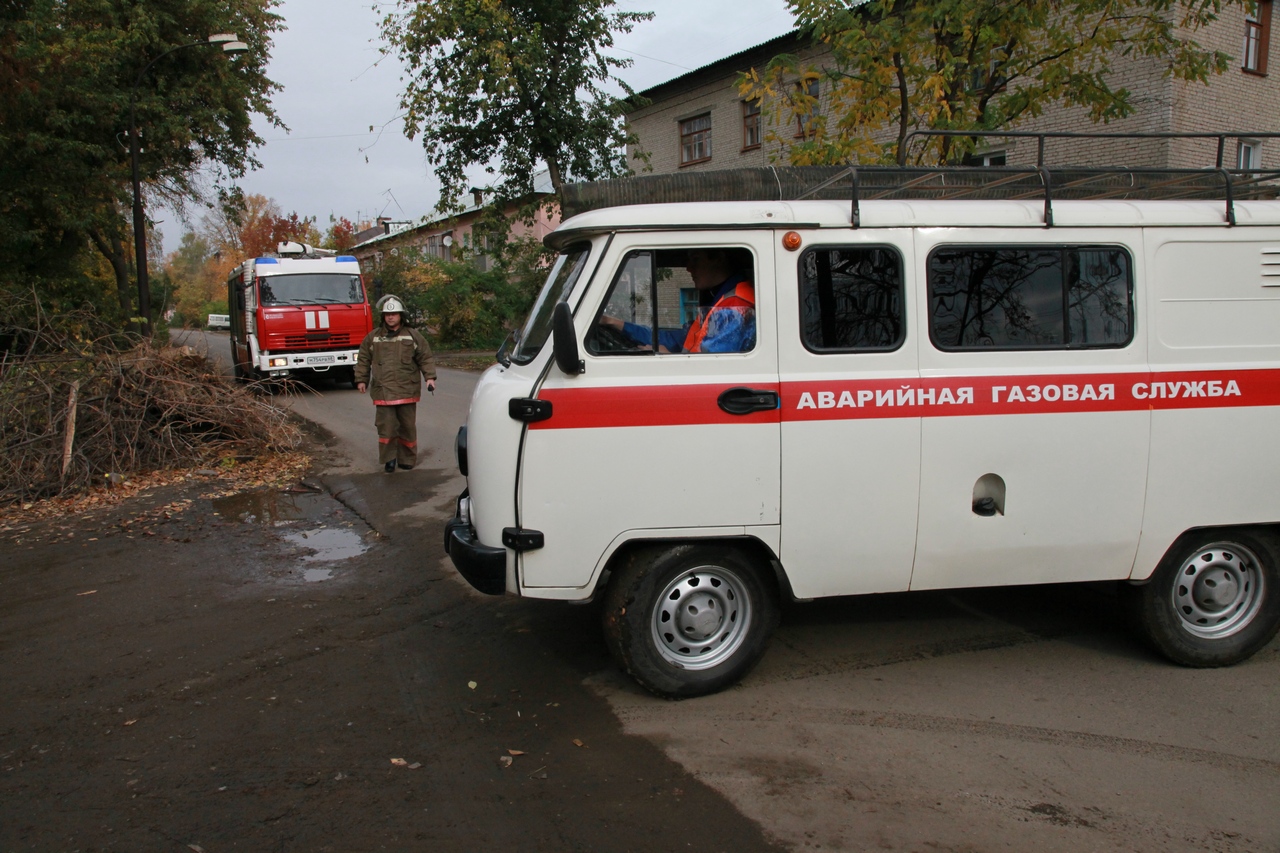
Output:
269,357,288,367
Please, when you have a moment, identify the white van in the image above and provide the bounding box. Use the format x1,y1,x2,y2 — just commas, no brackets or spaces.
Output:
445,140,1280,697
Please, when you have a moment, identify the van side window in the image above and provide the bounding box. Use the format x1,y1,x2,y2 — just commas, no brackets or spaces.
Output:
588,247,756,355
799,246,905,352
928,246,1132,350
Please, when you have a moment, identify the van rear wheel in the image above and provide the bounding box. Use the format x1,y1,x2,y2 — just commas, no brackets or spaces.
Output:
1124,529,1280,667
602,543,778,698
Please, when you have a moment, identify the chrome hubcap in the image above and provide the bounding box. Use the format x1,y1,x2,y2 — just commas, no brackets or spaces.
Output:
1172,543,1265,639
651,566,752,670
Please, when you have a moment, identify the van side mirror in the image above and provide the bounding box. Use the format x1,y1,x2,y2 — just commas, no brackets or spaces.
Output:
552,301,583,375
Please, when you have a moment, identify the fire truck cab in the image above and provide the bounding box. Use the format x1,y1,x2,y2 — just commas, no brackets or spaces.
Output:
227,242,373,384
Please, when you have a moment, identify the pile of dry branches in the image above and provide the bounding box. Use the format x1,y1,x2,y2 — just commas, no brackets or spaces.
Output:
1,318,301,505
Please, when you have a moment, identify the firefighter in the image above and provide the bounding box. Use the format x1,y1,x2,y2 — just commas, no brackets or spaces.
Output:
354,295,437,473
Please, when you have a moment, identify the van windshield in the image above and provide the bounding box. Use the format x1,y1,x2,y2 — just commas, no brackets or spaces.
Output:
510,244,592,365
258,274,365,306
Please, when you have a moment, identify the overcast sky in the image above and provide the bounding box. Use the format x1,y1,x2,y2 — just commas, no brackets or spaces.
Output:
158,0,797,254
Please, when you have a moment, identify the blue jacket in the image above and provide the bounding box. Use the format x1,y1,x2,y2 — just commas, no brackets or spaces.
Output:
622,276,756,353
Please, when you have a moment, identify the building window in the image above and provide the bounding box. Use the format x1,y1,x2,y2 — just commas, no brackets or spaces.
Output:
928,246,1133,350
1244,1,1272,74
680,113,712,166
962,151,1007,166
966,54,1009,93
1238,139,1261,170
742,100,762,150
794,79,820,139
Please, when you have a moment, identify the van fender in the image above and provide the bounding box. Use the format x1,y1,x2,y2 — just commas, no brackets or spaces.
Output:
1128,522,1280,584
554,526,794,603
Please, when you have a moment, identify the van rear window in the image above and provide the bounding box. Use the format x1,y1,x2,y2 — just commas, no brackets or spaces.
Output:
928,246,1132,350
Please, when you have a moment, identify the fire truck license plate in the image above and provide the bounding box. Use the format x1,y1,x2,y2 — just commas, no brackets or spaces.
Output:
308,355,336,365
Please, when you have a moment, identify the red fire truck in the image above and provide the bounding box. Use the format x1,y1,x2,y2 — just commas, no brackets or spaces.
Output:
227,242,373,385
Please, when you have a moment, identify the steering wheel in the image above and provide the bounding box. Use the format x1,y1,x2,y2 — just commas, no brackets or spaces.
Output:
589,321,644,354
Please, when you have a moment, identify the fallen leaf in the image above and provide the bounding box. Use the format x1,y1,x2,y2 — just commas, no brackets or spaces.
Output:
573,739,586,748
77,590,98,596
507,749,525,756
467,681,477,690
498,755,513,768
390,758,408,767
124,719,137,726
408,762,421,770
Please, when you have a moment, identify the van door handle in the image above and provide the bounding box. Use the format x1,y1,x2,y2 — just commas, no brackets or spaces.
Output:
718,387,780,415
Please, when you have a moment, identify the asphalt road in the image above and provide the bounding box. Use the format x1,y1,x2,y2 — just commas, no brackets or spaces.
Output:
57,331,1280,850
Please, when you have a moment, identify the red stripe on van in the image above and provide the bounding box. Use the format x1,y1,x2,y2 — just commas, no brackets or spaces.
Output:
532,383,781,429
528,368,1280,430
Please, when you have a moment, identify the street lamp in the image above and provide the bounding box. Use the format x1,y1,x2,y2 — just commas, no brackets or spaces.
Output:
129,33,249,337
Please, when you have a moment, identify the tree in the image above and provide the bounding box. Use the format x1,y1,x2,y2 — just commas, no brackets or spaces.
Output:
377,0,653,211
323,216,358,252
740,0,1246,166
158,194,319,328
166,231,224,327
0,0,283,329
199,193,320,262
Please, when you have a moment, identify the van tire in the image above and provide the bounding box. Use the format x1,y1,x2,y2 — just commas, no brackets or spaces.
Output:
1124,529,1280,667
601,543,779,698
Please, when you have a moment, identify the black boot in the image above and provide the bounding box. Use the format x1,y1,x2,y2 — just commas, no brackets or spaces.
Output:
384,460,396,473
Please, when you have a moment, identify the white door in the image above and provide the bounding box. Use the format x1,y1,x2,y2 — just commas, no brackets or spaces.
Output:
517,232,781,592
776,231,922,599
910,231,1150,590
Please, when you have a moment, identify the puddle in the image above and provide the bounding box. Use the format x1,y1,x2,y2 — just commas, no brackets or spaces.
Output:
212,488,372,583
281,527,369,562
211,490,327,526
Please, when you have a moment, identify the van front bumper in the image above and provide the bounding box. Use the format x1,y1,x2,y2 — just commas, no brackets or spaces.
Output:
443,491,507,595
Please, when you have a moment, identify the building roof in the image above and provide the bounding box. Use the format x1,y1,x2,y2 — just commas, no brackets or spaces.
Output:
631,30,805,106
352,170,555,251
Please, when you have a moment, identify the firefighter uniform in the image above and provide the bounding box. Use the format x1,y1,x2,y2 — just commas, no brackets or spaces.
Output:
354,308,437,470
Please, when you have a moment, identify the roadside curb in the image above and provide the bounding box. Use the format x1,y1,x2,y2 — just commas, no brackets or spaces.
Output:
321,473,384,540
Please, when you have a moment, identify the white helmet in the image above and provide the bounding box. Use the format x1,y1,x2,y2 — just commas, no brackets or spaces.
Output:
380,295,405,314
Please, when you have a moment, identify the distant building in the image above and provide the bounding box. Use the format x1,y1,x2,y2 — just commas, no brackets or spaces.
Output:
350,172,559,282
626,7,1279,173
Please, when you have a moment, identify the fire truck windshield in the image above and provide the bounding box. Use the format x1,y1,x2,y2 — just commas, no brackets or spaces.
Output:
258,274,364,306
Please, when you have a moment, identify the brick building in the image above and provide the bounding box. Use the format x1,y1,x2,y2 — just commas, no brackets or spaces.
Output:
626,5,1279,174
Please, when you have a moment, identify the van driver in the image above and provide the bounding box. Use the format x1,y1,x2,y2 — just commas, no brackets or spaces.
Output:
599,248,755,353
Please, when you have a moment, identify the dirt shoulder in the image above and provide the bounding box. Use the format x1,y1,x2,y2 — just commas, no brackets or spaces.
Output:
0,432,783,852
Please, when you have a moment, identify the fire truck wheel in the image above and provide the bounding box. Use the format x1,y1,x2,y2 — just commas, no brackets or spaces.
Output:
602,543,779,698
1123,528,1280,667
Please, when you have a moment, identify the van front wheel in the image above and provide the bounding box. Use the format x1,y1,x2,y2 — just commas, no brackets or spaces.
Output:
1125,529,1280,667
602,543,778,698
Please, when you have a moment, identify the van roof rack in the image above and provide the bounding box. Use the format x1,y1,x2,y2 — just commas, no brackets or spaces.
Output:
561,131,1280,228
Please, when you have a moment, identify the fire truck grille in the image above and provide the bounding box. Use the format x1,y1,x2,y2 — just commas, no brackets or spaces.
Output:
283,332,353,349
